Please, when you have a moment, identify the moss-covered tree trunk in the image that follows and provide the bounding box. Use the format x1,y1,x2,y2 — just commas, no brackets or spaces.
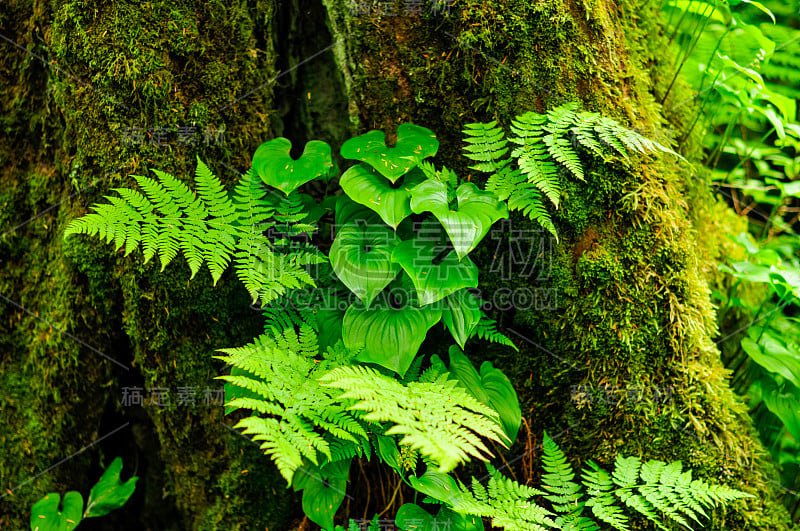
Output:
1,1,303,528
1,0,797,529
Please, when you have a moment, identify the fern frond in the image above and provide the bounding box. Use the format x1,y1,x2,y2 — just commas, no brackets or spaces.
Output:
234,230,316,306
485,164,521,201
319,365,508,473
509,111,563,205
475,315,518,351
594,117,634,162
215,325,368,484
582,461,629,530
410,432,751,531
544,134,584,182
541,431,584,514
443,464,556,531
507,184,558,239
608,454,753,531
570,112,606,159
64,160,317,298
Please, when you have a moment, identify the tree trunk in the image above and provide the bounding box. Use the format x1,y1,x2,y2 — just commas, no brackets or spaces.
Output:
1,1,298,529
1,0,796,529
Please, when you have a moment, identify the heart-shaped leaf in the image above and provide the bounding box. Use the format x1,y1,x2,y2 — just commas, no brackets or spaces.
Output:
334,194,381,229
410,180,509,260
447,346,521,444
340,123,439,183
84,457,138,518
330,221,401,306
292,459,351,531
252,138,337,195
343,298,442,377
392,237,479,306
30,492,83,531
339,164,425,229
441,289,483,349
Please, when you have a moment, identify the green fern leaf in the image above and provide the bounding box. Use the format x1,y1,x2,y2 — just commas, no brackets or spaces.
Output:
582,461,629,530
541,431,584,514
475,315,518,351
319,365,508,473
462,121,510,174
215,325,368,484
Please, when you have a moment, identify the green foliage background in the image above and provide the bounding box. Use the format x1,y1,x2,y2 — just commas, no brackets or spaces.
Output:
2,0,799,529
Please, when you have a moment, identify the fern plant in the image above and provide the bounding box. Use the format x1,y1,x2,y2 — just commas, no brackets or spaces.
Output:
214,323,370,484
462,102,681,238
318,363,510,474
396,431,753,531
64,158,324,306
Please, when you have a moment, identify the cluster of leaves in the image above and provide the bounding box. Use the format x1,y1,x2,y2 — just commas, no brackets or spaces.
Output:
64,154,329,307
461,102,681,239
666,0,800,518
390,432,751,531
64,108,747,529
30,457,137,531
661,0,800,228
716,233,800,514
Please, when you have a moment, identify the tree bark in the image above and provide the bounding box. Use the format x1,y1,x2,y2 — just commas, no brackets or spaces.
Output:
0,0,796,529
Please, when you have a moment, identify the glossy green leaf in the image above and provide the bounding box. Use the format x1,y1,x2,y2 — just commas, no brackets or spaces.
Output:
292,459,351,531
84,457,138,518
392,238,479,306
760,380,800,442
334,194,381,229
741,331,800,389
375,434,401,472
736,0,775,22
340,123,439,183
410,181,509,260
447,345,521,443
339,164,425,229
330,221,401,306
30,492,83,531
253,138,336,195
408,468,466,505
437,507,485,531
395,503,437,530
395,503,484,531
342,299,442,377
441,289,483,349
